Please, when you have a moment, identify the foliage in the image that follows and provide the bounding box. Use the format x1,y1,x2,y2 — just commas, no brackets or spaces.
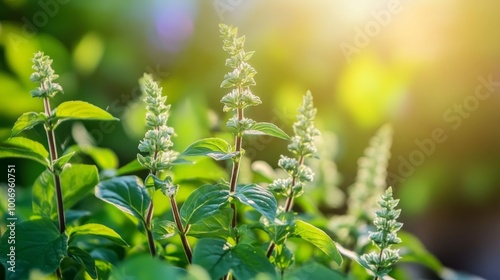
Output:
0,25,481,280
0,52,123,280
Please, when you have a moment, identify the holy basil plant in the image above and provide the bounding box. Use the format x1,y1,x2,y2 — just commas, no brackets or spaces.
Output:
0,52,127,280
1,24,472,280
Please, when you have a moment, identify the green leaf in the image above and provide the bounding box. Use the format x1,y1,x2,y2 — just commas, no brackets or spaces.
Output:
180,138,237,161
52,151,75,172
32,164,99,219
245,122,290,140
268,212,295,244
152,219,177,240
145,174,171,191
95,259,112,280
68,246,98,279
180,184,230,226
188,209,233,240
171,157,194,165
397,231,443,273
293,220,342,266
65,210,92,224
284,262,347,280
11,111,46,136
53,101,118,125
231,243,277,279
235,224,260,246
233,184,278,222
61,164,99,209
116,159,147,176
0,137,50,166
116,157,190,177
0,218,68,280
173,158,228,183
110,255,185,280
220,79,235,89
336,243,363,264
69,223,128,247
335,243,386,279
32,169,55,218
192,238,276,280
84,146,118,170
90,248,119,264
66,145,119,170
191,239,233,280
95,176,151,222
271,243,294,271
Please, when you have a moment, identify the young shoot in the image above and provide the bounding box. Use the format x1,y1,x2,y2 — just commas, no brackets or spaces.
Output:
267,91,320,258
361,187,403,279
30,51,66,233
219,23,260,229
137,74,192,261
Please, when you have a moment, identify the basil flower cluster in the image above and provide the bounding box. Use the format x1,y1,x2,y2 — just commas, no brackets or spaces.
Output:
30,51,63,98
361,187,402,278
348,124,393,222
137,74,178,174
219,24,261,133
269,91,319,198
288,91,320,157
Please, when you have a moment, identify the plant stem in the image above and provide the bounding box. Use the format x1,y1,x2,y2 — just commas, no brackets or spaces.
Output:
224,106,244,280
229,107,244,228
266,156,304,258
342,244,354,274
145,202,156,257
372,247,385,280
284,156,304,212
144,154,160,257
170,196,193,263
43,97,66,234
266,242,276,258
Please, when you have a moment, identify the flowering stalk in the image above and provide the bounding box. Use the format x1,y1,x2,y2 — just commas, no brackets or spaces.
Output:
219,24,261,229
137,74,192,261
267,91,320,258
333,125,393,276
347,124,393,224
360,187,402,279
30,52,66,234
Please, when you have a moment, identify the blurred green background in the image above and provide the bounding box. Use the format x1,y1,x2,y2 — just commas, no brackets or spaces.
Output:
1,0,500,278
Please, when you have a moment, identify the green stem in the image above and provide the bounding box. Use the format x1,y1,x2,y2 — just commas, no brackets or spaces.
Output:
284,156,304,212
224,105,244,280
266,156,304,258
145,202,156,257
266,242,276,258
229,107,243,228
373,247,385,280
43,97,66,234
144,143,160,257
342,246,354,274
170,196,193,263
